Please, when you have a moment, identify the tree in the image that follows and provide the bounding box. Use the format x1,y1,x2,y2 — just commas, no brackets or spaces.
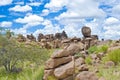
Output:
0,36,24,72
6,30,14,39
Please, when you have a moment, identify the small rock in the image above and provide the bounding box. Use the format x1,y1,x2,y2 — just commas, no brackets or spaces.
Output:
75,71,98,80
105,61,115,68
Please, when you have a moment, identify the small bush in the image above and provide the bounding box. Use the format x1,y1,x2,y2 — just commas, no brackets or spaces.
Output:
85,56,92,65
88,46,98,54
105,49,120,64
88,45,108,54
98,45,108,53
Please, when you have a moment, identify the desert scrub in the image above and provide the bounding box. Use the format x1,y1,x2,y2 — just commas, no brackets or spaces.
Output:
102,49,120,64
98,45,108,53
88,46,98,54
85,56,92,65
98,65,120,80
88,45,108,54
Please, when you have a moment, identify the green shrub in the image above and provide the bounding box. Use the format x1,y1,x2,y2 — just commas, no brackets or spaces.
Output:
98,65,120,80
85,56,92,65
88,46,98,54
88,45,108,54
98,45,108,53
104,49,120,64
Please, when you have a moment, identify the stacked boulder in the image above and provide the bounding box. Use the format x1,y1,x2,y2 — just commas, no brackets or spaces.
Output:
43,43,85,80
81,26,98,49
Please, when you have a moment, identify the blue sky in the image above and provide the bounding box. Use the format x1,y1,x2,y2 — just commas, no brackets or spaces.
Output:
0,0,120,40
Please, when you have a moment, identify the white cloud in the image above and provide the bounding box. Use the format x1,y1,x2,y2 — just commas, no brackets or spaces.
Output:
33,19,62,37
103,17,120,39
111,5,120,19
0,0,12,6
12,28,27,36
41,9,49,16
12,14,44,36
9,5,32,12
105,17,119,25
45,0,68,12
28,2,41,6
53,0,106,38
0,21,12,27
56,0,106,21
15,14,44,24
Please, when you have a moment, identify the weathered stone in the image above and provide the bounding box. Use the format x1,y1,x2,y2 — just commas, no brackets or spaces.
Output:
45,56,72,69
81,26,91,38
17,34,26,42
108,46,120,52
27,34,36,41
90,54,98,60
70,37,81,42
76,71,98,80
54,58,84,79
43,69,54,80
77,64,89,71
53,39,61,48
38,33,44,42
105,61,115,68
51,49,69,58
66,43,84,55
91,35,98,40
75,57,85,67
61,31,68,39
51,43,84,58
62,39,71,43
54,61,75,79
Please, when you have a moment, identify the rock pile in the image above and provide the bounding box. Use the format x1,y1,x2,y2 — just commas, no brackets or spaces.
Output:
43,43,85,80
43,42,100,80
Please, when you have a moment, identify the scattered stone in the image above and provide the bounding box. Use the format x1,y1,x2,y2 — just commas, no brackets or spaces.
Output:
105,61,115,68
77,64,89,71
75,71,98,80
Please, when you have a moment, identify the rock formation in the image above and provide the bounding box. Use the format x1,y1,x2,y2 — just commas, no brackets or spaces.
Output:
27,34,36,41
81,26,91,38
43,43,88,80
17,34,26,42
81,26,98,49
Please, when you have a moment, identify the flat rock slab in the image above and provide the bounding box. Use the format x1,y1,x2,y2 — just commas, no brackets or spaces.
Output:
45,56,72,69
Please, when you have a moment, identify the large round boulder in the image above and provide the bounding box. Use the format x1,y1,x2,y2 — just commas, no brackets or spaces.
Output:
81,26,91,38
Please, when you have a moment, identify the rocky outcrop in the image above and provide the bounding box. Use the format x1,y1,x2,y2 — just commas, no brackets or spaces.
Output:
17,34,26,42
43,43,85,80
81,26,99,49
27,34,36,41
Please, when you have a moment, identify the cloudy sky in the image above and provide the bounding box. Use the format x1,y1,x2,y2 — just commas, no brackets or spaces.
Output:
0,0,120,40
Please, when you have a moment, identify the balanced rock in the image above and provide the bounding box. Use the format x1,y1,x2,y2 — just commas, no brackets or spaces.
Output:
81,26,91,38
